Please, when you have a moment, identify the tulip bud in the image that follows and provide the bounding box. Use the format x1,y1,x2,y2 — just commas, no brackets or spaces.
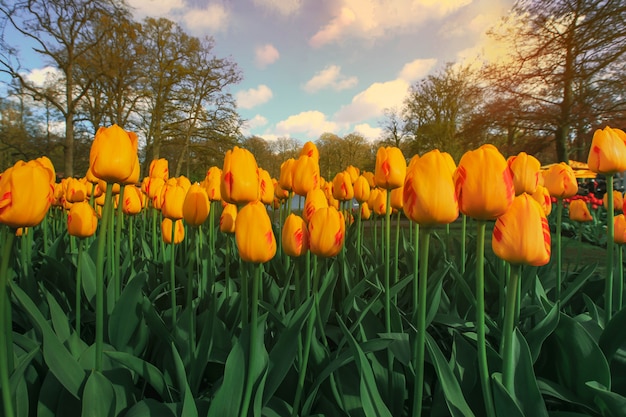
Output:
235,201,276,263
220,203,237,233
369,188,388,216
122,185,143,215
615,214,626,244
587,126,626,174
569,199,593,222
65,177,87,203
67,201,98,238
203,166,222,201
89,124,139,184
390,186,404,210
375,146,406,189
454,144,514,220
360,202,371,220
259,168,275,205
282,214,309,257
332,171,354,201
161,178,187,220
300,141,319,162
308,206,345,257
292,155,320,197
531,185,552,217
278,158,296,192
149,158,169,180
183,183,210,226
162,218,185,244
508,152,541,196
221,146,260,204
492,194,550,266
304,188,329,223
542,163,578,199
603,190,624,213
353,175,371,203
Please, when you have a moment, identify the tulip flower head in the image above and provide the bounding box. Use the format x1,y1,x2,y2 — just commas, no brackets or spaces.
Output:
454,144,514,220
300,141,320,162
292,155,320,197
161,178,187,220
332,171,354,201
375,146,406,189
304,188,329,223
508,152,541,196
202,166,222,201
614,214,626,244
221,146,260,204
587,126,626,174
65,177,87,203
235,201,276,263
531,184,552,217
162,218,185,244
308,206,345,257
282,214,309,257
220,203,237,233
67,201,98,238
259,168,275,205
353,175,371,203
89,124,139,184
183,183,210,226
569,199,593,222
603,190,624,213
278,158,296,192
122,185,143,215
149,158,169,180
542,163,578,199
492,194,551,266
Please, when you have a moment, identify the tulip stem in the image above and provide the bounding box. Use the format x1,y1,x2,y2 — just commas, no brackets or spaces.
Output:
461,214,467,274
412,227,430,417
476,220,496,417
240,262,261,417
384,190,393,401
502,263,521,393
394,211,401,300
114,186,125,302
95,183,114,372
356,203,363,281
151,207,158,259
618,245,623,311
0,228,15,417
75,238,83,339
170,225,177,327
555,199,563,304
225,234,231,299
606,176,615,323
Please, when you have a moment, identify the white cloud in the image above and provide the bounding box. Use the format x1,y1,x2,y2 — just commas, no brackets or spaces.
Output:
353,123,382,141
183,4,230,33
255,44,280,68
310,0,471,47
24,66,63,87
303,65,358,93
247,114,269,129
334,79,410,123
126,0,184,17
253,0,302,16
236,85,273,109
398,58,437,82
275,111,338,138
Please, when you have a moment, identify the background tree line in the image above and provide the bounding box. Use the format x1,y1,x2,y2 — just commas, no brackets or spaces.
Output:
2,0,626,182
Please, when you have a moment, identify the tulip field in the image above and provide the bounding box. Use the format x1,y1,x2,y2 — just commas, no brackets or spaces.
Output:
4,124,626,417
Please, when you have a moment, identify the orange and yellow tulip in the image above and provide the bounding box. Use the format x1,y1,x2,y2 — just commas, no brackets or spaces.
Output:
542,163,578,198
308,206,345,257
569,199,593,222
369,188,388,216
508,152,541,196
587,126,626,174
282,214,309,257
292,155,320,196
454,144,514,220
221,146,259,204
374,146,406,189
332,171,354,201
531,185,552,217
203,166,222,201
614,214,626,244
404,149,458,225
89,124,139,184
300,141,319,162
353,175,371,203
0,160,54,228
278,158,296,192
492,194,551,266
162,218,185,244
603,190,623,213
220,203,237,233
259,169,275,205
235,201,276,263
67,201,98,238
183,183,210,226
360,202,371,220
304,188,328,223
122,185,143,215
390,186,404,211
161,178,187,220
149,158,169,180
65,177,87,203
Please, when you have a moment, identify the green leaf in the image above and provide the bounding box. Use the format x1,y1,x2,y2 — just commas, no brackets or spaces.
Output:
104,351,173,402
526,303,560,364
492,374,524,417
560,264,596,306
108,272,147,353
425,333,475,417
337,315,393,417
12,284,86,399
124,399,177,417
80,245,97,307
586,381,626,417
81,370,116,417
599,305,626,363
170,342,198,417
44,291,71,346
206,330,246,417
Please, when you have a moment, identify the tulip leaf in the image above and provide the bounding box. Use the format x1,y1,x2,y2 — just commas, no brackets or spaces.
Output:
599,305,626,362
491,373,525,417
80,245,97,307
81,370,116,417
170,341,198,417
44,290,71,346
108,272,147,352
104,350,173,402
560,264,596,306
585,381,626,417
526,303,560,363
425,333,476,417
12,284,86,399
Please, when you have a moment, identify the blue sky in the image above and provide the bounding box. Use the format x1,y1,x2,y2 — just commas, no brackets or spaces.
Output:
15,0,515,143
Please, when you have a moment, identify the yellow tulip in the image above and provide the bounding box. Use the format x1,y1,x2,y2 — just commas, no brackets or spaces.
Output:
274,179,289,200
569,199,593,222
308,206,345,257
360,202,371,220
282,214,309,257
89,124,139,184
542,163,578,198
259,168,275,205
220,203,237,233
353,175,371,203
603,190,623,213
507,152,541,196
492,194,550,266
345,165,360,184
278,158,296,192
453,144,514,220
0,160,54,228
614,214,626,244
149,158,169,180
587,126,626,174
67,201,98,238
183,183,210,227
404,149,458,225
203,166,222,201
304,188,329,223
531,185,552,217
370,188,388,216
390,186,404,211
161,218,185,244
122,185,143,215
161,178,187,220
35,156,56,183
332,171,354,201
221,146,260,204
374,146,406,189
65,177,87,203
144,177,165,200
235,201,276,263
300,141,319,162
292,155,320,197
362,171,375,188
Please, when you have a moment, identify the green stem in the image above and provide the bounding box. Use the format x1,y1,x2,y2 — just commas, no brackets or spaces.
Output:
114,186,125,302
75,239,84,339
461,214,467,274
240,263,261,417
384,190,393,401
151,207,158,259
618,245,623,311
555,199,563,304
356,203,363,281
502,263,521,393
606,176,615,323
95,183,114,372
412,228,430,417
225,234,231,299
476,220,496,417
394,211,401,300
170,223,177,327
0,229,15,417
